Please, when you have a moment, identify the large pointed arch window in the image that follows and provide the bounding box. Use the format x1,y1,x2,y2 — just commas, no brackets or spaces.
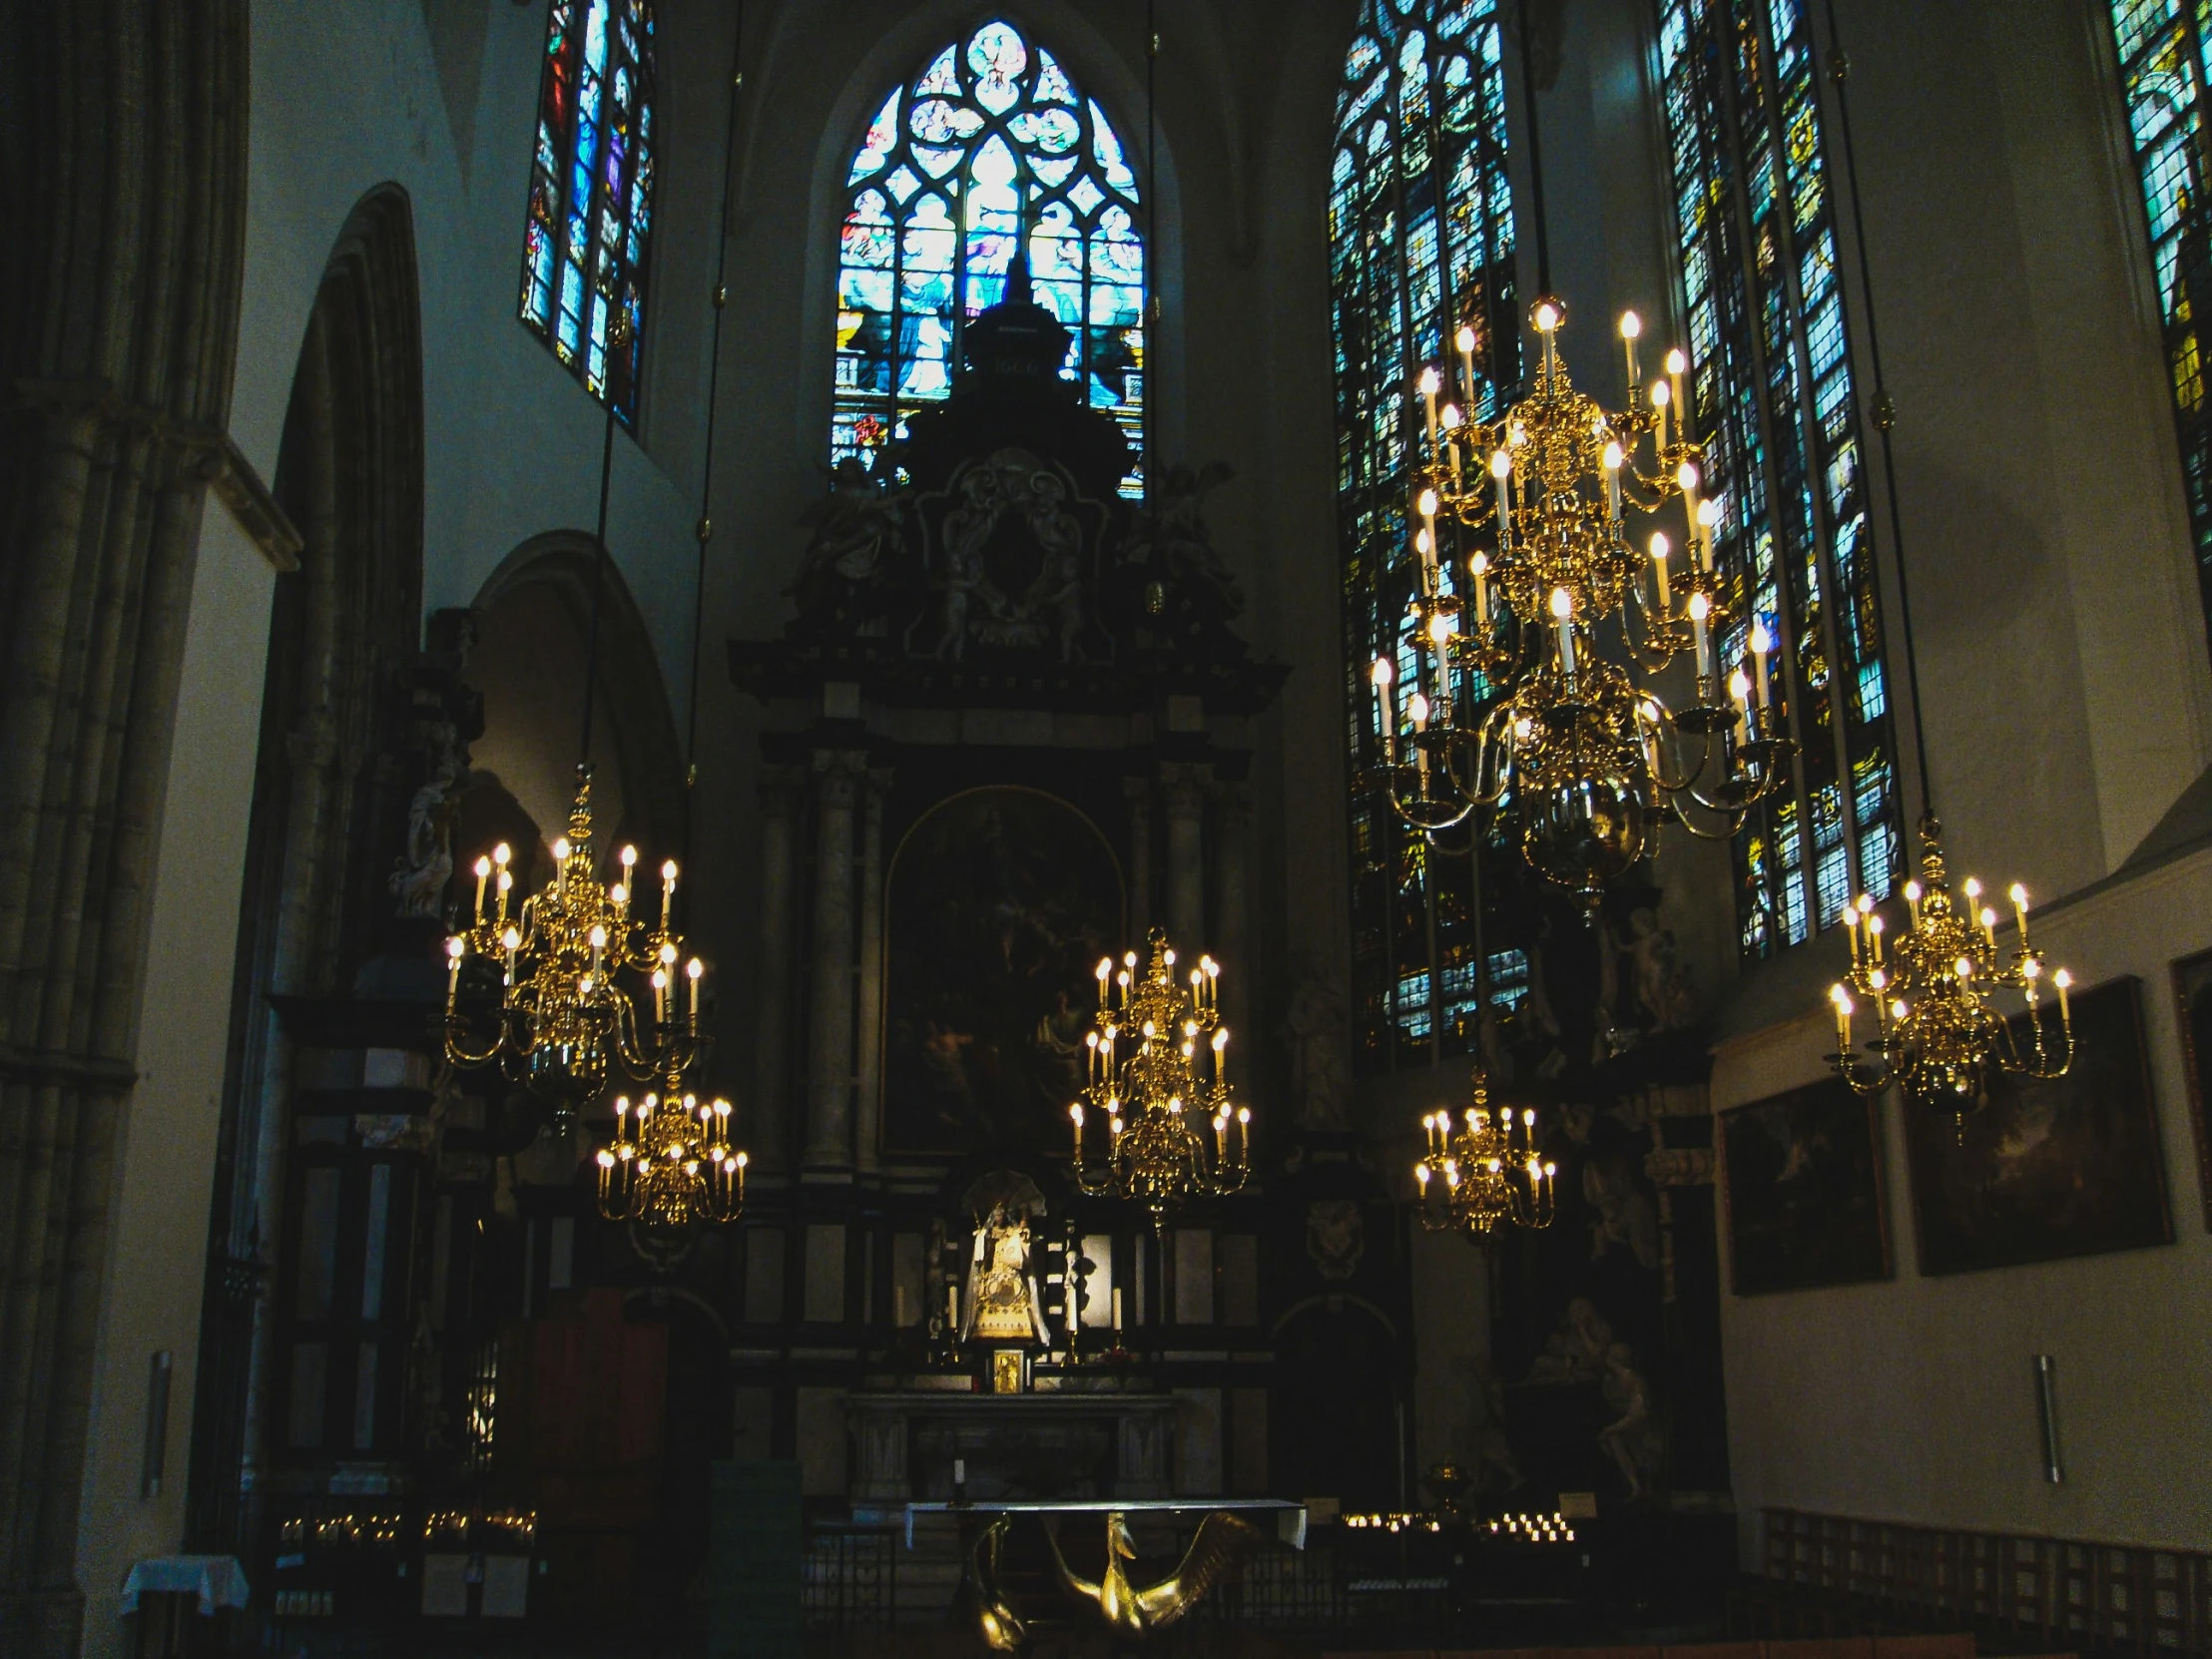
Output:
833,19,1146,496
1331,0,1519,1076
519,0,657,423
1656,0,1902,959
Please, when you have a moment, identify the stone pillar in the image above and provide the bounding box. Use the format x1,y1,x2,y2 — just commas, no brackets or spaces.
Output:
806,752,865,1170
750,768,804,1175
0,12,253,1648
1161,763,1211,947
1215,779,1252,1046
1123,775,1152,939
852,768,892,1174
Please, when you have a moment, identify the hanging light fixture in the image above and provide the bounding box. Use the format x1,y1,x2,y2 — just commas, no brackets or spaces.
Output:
1376,297,1792,909
1069,931,1251,1231
1414,1071,1555,1237
596,1085,747,1226
441,300,711,1111
1810,4,2072,1110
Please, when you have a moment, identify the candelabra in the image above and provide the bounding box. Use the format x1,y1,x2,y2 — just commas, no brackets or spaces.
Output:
443,765,711,1109
1371,297,1793,907
594,1074,747,1228
1828,815,2072,1109
1070,930,1251,1230
1413,1071,1555,1237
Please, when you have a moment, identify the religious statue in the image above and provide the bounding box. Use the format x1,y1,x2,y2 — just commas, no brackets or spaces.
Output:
961,1205,1050,1345
791,454,902,628
1597,1342,1665,1499
1283,949,1350,1131
387,744,465,919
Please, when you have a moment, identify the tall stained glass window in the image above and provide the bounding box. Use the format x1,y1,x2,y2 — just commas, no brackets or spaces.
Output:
1330,0,1518,1074
2107,3,2212,651
1656,0,1901,959
520,0,657,423
834,20,1146,496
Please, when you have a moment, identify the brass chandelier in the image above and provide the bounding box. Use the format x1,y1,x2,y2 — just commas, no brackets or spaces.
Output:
1414,1071,1555,1237
444,765,709,1107
1810,8,2072,1111
1372,297,1793,907
1070,931,1251,1229
1828,817,2072,1107
595,1082,747,1227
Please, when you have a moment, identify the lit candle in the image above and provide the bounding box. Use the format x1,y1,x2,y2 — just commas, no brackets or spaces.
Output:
2054,967,2071,1024
652,968,668,1026
1550,588,1576,693
1470,551,1490,627
1649,379,1671,459
1650,531,1671,611
2009,882,2030,942
1417,487,1438,571
1441,405,1462,485
1620,310,1642,391
1687,591,1712,680
1845,904,1862,966
552,836,570,894
1750,620,1772,712
1071,1101,1085,1160
661,859,679,930
472,856,491,923
1665,348,1689,442
496,868,513,925
1096,957,1112,1008
445,935,464,1009
1831,985,1854,1055
589,924,607,983
502,926,520,986
1677,459,1701,545
1456,323,1479,406
1490,449,1512,551
1729,668,1752,745
1603,441,1623,522
1978,905,1998,952
1904,880,1923,927
1237,1105,1251,1160
1408,693,1430,782
1695,497,1722,570
1418,365,1440,454
1373,657,1396,765
687,955,703,1029
1867,913,1886,965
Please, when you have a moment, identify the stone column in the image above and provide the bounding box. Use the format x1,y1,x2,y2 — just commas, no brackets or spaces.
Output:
750,768,804,1175
1161,763,1212,947
852,768,892,1174
1123,775,1153,940
0,11,253,1648
1214,779,1252,1046
806,752,865,1170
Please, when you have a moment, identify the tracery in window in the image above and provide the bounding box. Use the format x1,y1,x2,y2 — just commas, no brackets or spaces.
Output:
2106,2,2212,657
1330,0,1517,1075
833,20,1146,497
519,0,657,423
1656,0,1901,959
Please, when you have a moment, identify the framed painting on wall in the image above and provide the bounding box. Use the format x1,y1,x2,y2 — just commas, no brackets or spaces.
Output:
1719,1077,1892,1295
2168,949,2212,1231
1903,975,2172,1275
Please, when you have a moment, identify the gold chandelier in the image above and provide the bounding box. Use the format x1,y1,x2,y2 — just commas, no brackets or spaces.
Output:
1829,815,2072,1109
444,765,712,1110
1371,297,1793,906
1070,930,1250,1229
1414,1071,1555,1237
595,1080,747,1227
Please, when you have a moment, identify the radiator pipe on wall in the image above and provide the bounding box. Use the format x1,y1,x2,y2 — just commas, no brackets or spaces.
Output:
2033,1354,2063,1484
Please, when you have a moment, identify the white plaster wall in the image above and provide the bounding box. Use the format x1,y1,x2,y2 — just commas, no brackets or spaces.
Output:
76,510,278,1656
1712,850,2212,1557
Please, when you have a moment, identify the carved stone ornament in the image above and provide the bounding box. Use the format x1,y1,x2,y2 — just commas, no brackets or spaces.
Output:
1306,1199,1366,1283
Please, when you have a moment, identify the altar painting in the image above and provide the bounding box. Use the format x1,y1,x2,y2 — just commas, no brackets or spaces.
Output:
884,788,1122,1155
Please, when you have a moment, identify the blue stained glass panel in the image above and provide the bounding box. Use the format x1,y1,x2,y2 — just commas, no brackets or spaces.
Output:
830,20,1145,496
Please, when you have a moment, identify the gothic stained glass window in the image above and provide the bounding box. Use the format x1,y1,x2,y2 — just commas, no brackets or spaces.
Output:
1655,0,1901,960
833,20,1146,497
1330,0,1518,1075
2107,2,2212,653
519,0,657,424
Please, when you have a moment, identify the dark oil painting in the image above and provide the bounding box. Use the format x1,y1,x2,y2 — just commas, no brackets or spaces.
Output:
1720,1078,1891,1295
882,787,1123,1156
2169,948,2212,1232
1904,975,2172,1276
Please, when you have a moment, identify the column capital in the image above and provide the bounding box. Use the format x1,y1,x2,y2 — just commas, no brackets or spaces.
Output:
1159,761,1214,818
758,763,809,816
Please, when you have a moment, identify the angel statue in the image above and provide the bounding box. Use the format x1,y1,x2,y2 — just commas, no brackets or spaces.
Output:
790,453,903,628
1123,460,1243,618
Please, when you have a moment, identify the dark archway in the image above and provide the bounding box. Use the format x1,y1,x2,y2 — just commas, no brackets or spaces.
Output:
1271,1297,1401,1509
186,183,429,1559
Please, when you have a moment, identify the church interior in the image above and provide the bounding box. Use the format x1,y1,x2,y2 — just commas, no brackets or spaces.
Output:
8,2,2212,1658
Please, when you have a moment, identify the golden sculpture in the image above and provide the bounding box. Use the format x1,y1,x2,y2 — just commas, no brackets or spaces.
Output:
1043,1510,1262,1637
958,1517,1031,1655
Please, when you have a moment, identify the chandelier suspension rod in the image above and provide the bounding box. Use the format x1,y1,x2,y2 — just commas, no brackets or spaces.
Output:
1813,0,1934,822
1515,0,1552,296
576,377,619,768
1145,0,1159,513
682,0,748,869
